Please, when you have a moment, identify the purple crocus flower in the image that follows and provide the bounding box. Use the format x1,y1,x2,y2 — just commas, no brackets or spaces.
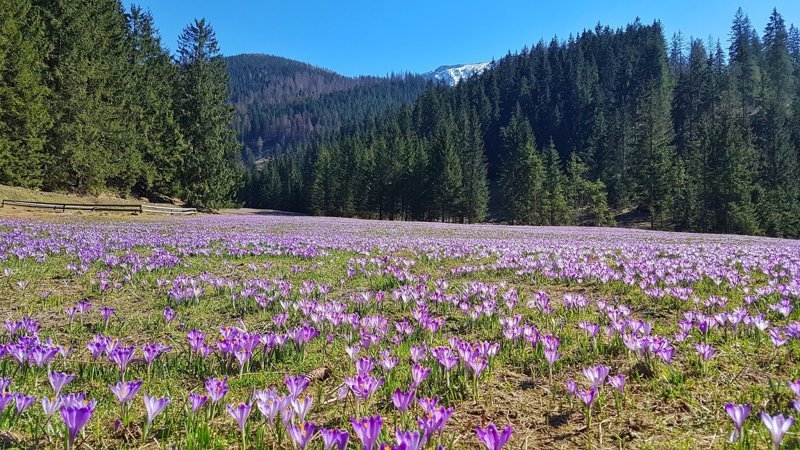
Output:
381,355,399,372
321,428,349,450
395,429,426,450
288,421,317,449
188,393,208,413
466,354,489,378
205,377,228,404
760,412,794,450
143,394,170,426
49,372,75,396
788,380,800,399
582,365,609,387
285,375,310,399
351,415,383,450
566,380,577,395
391,388,415,413
110,380,142,406
0,392,13,413
345,374,384,400
608,374,626,393
61,402,95,450
724,403,750,443
291,396,313,422
163,308,176,325
417,396,439,414
694,343,716,361
476,423,513,450
108,346,136,377
76,301,92,315
100,307,115,326
544,348,561,367
576,387,598,407
432,347,459,371
41,396,62,418
355,357,376,376
411,364,431,388
280,405,296,429
0,377,12,393
187,329,206,353
3,321,21,336
60,393,92,409
226,401,252,432
14,393,36,415
417,406,453,439
65,306,78,320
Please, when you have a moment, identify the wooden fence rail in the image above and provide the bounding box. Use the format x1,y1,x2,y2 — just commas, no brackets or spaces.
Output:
1,199,197,215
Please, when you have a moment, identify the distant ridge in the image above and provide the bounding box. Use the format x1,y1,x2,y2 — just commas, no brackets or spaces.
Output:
225,53,430,155
424,62,491,85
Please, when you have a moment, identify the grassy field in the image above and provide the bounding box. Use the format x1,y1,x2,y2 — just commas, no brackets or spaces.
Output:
0,212,798,449
0,185,147,206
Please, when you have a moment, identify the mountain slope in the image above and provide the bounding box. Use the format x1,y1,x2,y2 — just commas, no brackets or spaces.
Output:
225,54,431,155
258,10,800,239
424,62,491,85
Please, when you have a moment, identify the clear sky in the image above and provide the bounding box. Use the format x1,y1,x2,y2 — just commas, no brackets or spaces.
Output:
135,0,800,77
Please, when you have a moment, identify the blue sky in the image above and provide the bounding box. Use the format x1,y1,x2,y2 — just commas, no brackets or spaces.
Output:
136,0,800,77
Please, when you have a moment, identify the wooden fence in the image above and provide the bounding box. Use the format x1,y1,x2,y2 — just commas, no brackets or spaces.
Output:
1,199,197,215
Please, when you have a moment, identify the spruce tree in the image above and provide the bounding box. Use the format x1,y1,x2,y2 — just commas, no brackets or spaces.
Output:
757,9,799,236
541,140,571,225
310,146,335,215
0,0,51,188
460,113,489,223
175,18,242,208
706,92,761,235
126,6,185,198
728,8,762,124
40,0,136,194
430,118,464,222
499,107,544,224
632,82,677,229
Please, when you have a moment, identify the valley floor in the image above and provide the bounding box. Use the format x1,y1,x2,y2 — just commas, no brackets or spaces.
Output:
0,213,797,448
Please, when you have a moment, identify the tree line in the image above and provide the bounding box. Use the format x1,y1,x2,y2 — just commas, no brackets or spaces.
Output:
0,0,241,209
256,8,800,237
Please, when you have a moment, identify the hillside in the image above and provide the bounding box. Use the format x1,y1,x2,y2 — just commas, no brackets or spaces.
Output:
258,10,800,238
225,54,431,155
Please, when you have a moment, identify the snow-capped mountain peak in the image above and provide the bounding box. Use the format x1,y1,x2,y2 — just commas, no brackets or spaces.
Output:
425,62,491,86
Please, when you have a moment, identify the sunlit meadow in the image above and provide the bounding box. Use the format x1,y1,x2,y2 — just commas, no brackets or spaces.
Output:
0,214,798,449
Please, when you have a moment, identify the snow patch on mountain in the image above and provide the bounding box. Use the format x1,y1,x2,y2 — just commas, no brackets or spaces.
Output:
425,62,491,86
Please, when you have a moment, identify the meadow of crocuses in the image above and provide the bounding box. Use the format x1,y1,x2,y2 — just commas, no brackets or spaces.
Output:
0,214,799,449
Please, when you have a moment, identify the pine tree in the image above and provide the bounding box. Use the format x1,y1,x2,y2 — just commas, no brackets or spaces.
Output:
566,152,613,226
260,161,284,209
756,9,799,236
459,112,489,223
430,117,464,222
126,6,185,198
175,18,242,209
499,107,544,224
705,94,760,235
0,0,51,188
631,57,677,229
40,0,136,194
541,140,571,225
310,146,335,215
728,8,762,123
404,135,430,220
